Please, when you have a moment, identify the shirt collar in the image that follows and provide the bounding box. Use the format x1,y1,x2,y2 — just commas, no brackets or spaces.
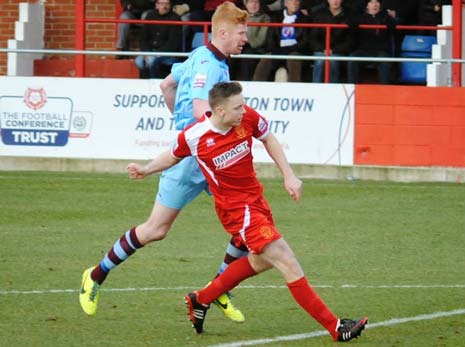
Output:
207,42,227,61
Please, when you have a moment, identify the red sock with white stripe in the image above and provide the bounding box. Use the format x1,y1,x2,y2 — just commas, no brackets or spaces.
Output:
197,256,257,304
287,276,339,340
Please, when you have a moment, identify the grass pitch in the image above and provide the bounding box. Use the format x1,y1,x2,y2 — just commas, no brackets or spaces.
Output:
0,170,464,347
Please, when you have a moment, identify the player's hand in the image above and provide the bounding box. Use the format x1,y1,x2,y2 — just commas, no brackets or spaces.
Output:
387,9,396,18
173,4,189,16
127,163,146,180
284,174,302,202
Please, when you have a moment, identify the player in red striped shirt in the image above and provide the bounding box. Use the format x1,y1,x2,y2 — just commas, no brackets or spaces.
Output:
127,81,368,342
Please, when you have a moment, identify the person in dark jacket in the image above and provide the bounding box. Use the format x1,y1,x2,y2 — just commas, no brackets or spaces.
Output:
117,0,155,53
172,0,205,51
252,0,310,82
347,0,396,84
189,0,243,23
262,0,326,16
382,0,418,59
309,0,351,83
231,0,271,81
135,0,182,78
172,0,205,19
343,0,365,15
417,0,451,35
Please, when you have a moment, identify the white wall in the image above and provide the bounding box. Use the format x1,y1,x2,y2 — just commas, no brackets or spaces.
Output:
427,5,465,86
7,2,45,76
0,77,355,166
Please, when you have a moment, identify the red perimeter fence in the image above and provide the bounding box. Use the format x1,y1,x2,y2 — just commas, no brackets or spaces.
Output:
73,0,463,85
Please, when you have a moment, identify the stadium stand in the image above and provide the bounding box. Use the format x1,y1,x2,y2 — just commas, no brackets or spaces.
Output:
0,0,463,85
400,35,437,83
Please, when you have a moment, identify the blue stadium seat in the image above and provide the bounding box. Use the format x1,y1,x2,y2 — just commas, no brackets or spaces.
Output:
400,35,437,84
191,32,212,50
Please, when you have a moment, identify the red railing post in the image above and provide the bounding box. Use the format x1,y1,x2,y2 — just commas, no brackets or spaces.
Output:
452,0,462,86
75,0,85,77
203,23,210,44
74,16,457,84
115,1,123,46
324,25,331,83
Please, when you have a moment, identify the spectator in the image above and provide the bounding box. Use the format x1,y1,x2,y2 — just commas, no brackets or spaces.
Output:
347,0,396,84
344,0,365,15
261,0,284,14
403,0,421,25
417,0,451,35
383,0,404,23
301,0,326,15
231,0,271,80
309,0,351,83
262,0,323,15
172,1,205,51
382,0,417,67
116,0,155,56
184,1,243,51
252,0,310,82
135,0,182,78
190,0,243,23
172,0,205,20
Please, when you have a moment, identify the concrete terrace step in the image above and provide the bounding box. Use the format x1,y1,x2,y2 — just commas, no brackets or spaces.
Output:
1,156,464,184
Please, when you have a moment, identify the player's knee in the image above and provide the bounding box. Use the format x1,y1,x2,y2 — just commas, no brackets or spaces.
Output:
148,227,169,242
248,254,272,273
138,223,170,243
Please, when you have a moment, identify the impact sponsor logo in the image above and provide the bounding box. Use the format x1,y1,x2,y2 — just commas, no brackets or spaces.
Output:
212,140,249,170
0,88,92,146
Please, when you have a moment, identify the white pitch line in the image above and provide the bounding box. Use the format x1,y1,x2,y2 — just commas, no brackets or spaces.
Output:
1,284,465,295
206,308,465,347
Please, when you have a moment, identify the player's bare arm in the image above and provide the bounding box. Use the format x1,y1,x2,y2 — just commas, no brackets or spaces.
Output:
127,151,181,179
160,74,178,113
193,98,211,120
261,133,302,202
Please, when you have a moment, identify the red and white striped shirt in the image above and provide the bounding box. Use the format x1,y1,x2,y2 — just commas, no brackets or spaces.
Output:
172,105,270,209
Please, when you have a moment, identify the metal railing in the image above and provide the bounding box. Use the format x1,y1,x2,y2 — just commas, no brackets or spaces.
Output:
74,0,462,85
3,46,464,86
3,1,463,85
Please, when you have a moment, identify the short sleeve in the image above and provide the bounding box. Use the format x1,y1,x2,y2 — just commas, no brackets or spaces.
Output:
171,61,186,83
190,60,227,101
244,105,270,140
172,131,191,159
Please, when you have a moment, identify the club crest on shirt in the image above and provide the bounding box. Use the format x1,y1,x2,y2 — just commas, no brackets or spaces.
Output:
259,225,275,239
235,125,247,139
193,73,207,88
282,27,295,38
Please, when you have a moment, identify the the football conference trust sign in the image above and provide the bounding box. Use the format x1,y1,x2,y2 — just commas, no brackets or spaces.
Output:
0,87,73,146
